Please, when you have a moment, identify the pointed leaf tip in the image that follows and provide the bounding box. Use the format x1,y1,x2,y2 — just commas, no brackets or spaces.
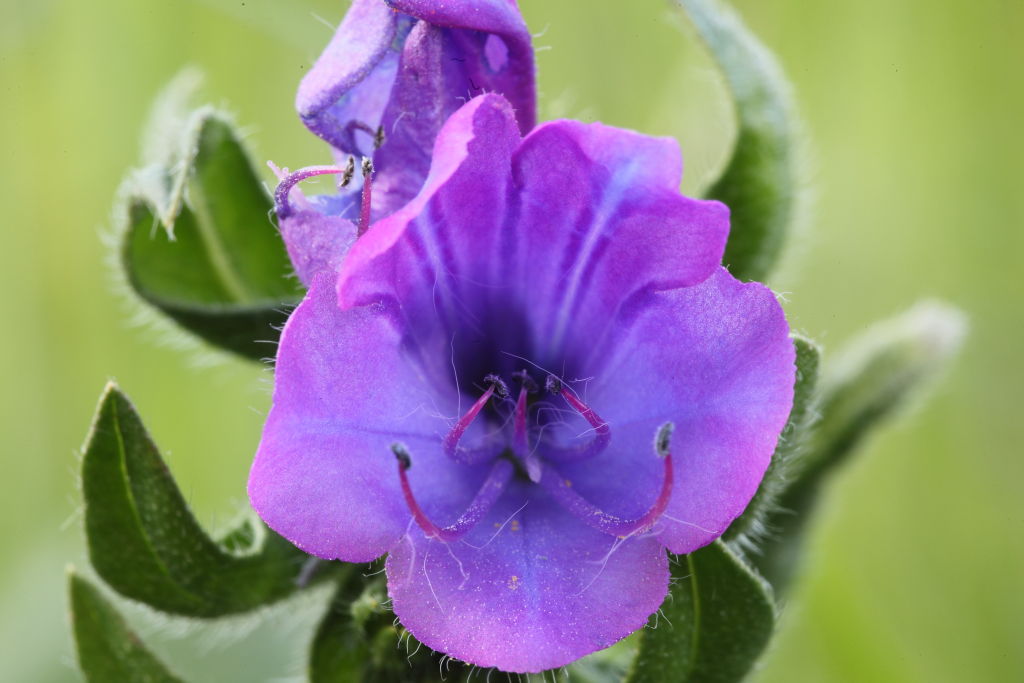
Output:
81,383,322,617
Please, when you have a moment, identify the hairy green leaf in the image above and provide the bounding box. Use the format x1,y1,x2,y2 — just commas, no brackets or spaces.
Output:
82,382,320,617
121,101,302,361
627,541,775,683
678,0,801,282
68,569,184,683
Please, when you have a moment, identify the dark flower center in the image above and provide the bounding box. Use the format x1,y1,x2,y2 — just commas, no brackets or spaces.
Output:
392,367,675,543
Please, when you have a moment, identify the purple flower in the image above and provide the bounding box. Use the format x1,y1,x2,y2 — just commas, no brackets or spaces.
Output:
249,95,795,672
274,0,536,286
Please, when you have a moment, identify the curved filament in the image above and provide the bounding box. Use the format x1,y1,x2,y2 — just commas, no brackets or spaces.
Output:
543,379,611,463
396,452,514,543
539,451,673,538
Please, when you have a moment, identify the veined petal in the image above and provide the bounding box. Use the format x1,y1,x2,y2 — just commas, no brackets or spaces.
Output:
557,268,795,554
386,482,669,673
249,272,487,561
508,120,729,359
339,96,730,380
337,94,521,380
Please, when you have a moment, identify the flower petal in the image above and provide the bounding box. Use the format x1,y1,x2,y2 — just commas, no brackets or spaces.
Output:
296,0,402,157
508,120,730,360
337,93,521,384
383,0,536,135
248,271,488,561
340,97,729,378
278,207,356,287
297,0,535,220
386,482,669,673
556,267,795,554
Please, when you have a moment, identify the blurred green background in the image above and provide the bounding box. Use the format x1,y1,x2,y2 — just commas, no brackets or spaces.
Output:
1,0,1021,680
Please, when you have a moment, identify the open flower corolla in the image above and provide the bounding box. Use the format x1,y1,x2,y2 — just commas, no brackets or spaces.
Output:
249,94,795,673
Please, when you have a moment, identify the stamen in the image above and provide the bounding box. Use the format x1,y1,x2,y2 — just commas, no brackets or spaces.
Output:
538,422,676,537
338,156,356,187
443,376,506,464
513,384,541,482
512,369,538,394
347,120,386,149
357,157,374,237
273,164,352,219
543,375,611,463
393,444,513,543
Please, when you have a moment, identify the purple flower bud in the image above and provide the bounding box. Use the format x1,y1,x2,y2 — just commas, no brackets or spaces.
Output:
249,95,795,673
274,0,536,286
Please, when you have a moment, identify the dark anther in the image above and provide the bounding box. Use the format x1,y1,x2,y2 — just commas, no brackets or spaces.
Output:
391,442,412,470
361,157,374,178
513,369,538,394
655,422,675,458
545,375,562,394
339,156,355,188
483,374,510,398
373,125,386,149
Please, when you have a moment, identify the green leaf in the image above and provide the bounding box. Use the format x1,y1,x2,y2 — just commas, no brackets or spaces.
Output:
68,569,184,683
627,541,775,683
121,101,302,361
82,382,322,617
677,0,801,282
757,301,967,589
724,336,820,550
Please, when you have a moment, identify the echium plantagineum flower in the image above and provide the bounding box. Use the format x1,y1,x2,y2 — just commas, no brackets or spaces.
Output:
249,94,796,672
273,0,535,286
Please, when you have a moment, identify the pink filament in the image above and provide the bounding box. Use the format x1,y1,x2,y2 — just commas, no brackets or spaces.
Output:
397,457,514,542
513,386,542,482
539,451,674,537
545,381,611,463
273,164,351,218
357,162,373,237
443,383,497,463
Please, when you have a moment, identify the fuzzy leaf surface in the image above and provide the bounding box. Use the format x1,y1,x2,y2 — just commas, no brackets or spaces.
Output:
82,383,314,617
627,541,775,683
122,108,301,360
